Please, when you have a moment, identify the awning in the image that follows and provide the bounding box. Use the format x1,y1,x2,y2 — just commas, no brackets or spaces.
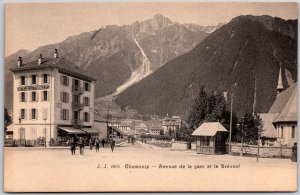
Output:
82,128,100,134
192,122,228,136
58,127,85,134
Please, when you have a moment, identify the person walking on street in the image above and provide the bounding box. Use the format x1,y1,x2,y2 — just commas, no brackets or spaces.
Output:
101,138,105,148
95,138,100,152
89,138,93,150
110,139,115,152
70,137,76,155
78,137,84,155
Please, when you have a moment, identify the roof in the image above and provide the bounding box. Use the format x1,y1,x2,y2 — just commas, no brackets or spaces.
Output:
273,84,297,123
259,113,278,138
10,57,97,81
269,84,297,113
110,126,128,136
58,127,85,134
82,128,100,134
192,122,228,136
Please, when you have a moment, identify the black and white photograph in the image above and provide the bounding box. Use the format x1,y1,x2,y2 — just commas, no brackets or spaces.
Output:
3,2,298,192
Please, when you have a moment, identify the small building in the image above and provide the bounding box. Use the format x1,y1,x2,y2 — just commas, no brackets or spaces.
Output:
192,122,228,155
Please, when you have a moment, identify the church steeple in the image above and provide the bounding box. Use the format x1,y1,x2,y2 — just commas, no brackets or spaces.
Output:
277,65,284,96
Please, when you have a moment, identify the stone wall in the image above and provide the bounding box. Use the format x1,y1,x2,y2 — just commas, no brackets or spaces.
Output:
231,144,293,158
171,142,196,151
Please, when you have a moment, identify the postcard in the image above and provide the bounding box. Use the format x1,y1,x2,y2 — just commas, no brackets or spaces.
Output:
4,2,298,192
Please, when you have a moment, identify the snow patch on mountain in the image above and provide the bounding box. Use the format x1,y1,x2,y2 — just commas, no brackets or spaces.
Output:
114,38,152,95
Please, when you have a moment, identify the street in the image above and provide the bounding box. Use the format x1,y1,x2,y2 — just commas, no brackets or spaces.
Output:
4,142,297,192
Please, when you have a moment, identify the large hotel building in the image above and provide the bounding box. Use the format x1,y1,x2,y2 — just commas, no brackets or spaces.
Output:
10,49,97,146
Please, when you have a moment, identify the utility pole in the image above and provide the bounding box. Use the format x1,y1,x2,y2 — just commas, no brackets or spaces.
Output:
229,93,233,154
106,107,109,140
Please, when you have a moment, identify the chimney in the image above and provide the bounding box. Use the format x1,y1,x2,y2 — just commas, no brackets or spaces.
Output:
54,49,58,59
38,54,43,65
17,56,23,66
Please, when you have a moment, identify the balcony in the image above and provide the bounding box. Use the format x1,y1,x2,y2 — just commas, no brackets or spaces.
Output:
72,119,83,127
72,102,84,110
72,85,84,94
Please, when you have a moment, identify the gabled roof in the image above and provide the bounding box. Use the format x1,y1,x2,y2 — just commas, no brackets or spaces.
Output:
268,83,297,123
273,84,297,123
269,84,297,113
192,122,228,136
10,57,97,81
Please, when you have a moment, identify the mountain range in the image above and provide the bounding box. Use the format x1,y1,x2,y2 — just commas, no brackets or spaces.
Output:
115,15,297,118
5,14,219,110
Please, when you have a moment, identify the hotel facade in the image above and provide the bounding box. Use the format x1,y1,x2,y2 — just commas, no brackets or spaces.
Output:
10,50,97,146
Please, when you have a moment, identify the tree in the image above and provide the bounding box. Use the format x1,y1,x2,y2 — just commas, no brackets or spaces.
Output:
186,87,208,130
4,107,12,132
176,123,194,142
237,113,263,145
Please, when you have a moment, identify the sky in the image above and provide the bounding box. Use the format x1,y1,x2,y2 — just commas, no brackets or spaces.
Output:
5,2,298,56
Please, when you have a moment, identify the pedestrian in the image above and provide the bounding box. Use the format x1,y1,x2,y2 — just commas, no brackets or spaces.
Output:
95,138,100,152
291,143,297,162
89,138,93,150
110,139,115,152
78,137,84,155
70,137,76,155
101,138,106,148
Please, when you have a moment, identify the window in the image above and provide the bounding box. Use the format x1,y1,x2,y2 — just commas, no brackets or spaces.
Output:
84,112,90,122
31,91,37,101
85,82,91,91
43,91,48,101
61,92,69,103
31,109,37,119
20,92,26,102
43,74,48,83
84,97,90,106
32,75,37,85
61,75,69,86
20,76,26,85
20,109,25,119
73,95,79,103
281,126,284,138
61,109,68,120
291,126,295,138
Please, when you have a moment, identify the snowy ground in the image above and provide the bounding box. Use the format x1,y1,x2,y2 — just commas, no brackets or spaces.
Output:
4,142,297,192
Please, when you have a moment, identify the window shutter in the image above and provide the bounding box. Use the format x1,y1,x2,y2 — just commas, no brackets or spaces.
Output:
67,110,69,120
88,113,90,122
67,93,70,103
47,91,49,101
25,92,28,102
67,77,69,86
60,109,63,120
36,92,39,102
60,92,63,102
19,93,21,103
60,75,63,85
24,109,27,120
19,109,21,119
89,83,91,92
36,109,38,120
25,77,28,85
36,75,39,85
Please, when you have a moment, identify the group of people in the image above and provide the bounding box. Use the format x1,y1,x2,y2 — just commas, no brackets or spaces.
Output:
70,137,116,155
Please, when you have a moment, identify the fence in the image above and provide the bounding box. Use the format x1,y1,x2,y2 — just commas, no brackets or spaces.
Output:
230,144,293,158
